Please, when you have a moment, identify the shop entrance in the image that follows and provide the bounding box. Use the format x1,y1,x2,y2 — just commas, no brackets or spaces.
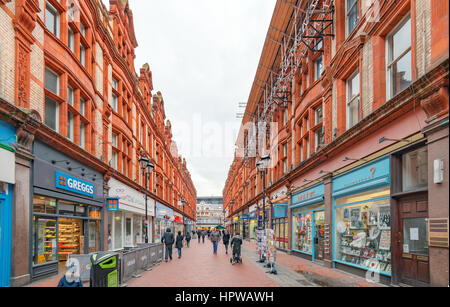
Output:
58,218,85,273
314,211,325,261
398,193,429,286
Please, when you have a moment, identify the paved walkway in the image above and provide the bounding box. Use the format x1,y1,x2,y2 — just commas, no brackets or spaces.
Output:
27,237,384,287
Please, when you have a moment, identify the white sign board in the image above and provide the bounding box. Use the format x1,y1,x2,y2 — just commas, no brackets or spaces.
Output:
0,148,15,184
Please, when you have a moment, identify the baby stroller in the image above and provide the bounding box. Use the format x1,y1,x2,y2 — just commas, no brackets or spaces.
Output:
230,234,243,265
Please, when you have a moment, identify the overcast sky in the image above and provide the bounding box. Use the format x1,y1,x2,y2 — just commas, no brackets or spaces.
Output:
102,0,276,197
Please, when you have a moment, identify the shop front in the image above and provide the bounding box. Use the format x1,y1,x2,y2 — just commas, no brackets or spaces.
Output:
0,120,15,287
249,205,257,240
272,202,289,251
174,212,184,235
31,140,104,280
155,202,174,243
291,183,325,261
332,156,392,281
107,178,154,250
231,216,239,235
242,209,249,239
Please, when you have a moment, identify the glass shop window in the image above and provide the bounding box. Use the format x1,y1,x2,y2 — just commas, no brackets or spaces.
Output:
32,216,57,265
33,195,57,214
402,147,428,192
334,188,392,275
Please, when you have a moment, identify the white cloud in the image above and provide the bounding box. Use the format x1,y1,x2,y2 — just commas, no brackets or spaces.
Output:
102,0,276,196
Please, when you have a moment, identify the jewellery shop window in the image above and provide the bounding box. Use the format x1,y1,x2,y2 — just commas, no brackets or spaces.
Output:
292,203,322,254
334,188,392,275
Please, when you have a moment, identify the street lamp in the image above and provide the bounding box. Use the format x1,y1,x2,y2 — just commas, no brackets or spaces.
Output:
181,199,187,234
139,153,154,243
256,154,270,230
230,200,234,234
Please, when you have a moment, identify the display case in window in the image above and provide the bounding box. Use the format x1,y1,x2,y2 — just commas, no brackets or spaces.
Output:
58,218,83,260
335,189,392,274
33,217,57,265
293,212,313,253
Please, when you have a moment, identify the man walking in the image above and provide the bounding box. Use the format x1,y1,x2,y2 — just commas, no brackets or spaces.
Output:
198,230,202,243
185,231,192,248
201,231,206,243
222,230,231,254
211,228,221,255
161,227,175,262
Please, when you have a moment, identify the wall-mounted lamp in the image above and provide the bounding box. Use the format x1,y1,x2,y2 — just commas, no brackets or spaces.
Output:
303,179,314,182
319,170,333,175
69,167,85,172
51,160,70,165
379,137,411,144
343,157,367,162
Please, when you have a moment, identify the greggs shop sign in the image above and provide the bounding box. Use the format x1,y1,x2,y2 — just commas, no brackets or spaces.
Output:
55,170,95,198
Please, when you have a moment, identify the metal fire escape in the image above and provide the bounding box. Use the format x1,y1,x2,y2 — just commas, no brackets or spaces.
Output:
243,0,334,169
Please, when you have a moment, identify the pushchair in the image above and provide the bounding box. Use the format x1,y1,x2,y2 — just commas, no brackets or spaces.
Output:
229,235,243,265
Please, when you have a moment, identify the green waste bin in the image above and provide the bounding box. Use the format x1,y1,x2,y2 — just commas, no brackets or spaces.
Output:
90,252,119,287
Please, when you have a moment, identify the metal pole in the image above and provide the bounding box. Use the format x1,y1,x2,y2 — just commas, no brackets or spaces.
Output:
145,170,148,243
262,170,266,229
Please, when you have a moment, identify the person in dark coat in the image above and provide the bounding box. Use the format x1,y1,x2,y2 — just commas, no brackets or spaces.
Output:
222,230,231,254
201,230,206,243
185,231,192,248
57,258,83,287
197,230,202,243
231,233,243,261
175,231,184,258
161,227,175,262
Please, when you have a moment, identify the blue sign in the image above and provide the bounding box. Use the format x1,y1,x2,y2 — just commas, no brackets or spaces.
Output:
106,197,120,211
273,204,288,219
332,156,390,197
55,171,95,198
291,183,325,208
242,214,249,220
0,120,16,151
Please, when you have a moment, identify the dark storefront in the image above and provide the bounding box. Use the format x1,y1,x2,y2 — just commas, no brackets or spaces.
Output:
31,140,104,280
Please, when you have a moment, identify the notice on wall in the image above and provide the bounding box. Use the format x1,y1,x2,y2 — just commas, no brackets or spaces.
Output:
410,228,419,241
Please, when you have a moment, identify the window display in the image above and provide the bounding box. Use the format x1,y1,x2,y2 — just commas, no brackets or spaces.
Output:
293,212,313,253
58,218,83,261
33,216,57,265
335,188,391,274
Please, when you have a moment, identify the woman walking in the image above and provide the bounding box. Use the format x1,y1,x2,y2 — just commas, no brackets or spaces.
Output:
222,230,231,254
175,231,184,259
185,231,192,248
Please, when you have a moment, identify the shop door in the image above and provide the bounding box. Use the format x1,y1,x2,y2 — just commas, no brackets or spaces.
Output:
398,194,430,286
314,211,325,261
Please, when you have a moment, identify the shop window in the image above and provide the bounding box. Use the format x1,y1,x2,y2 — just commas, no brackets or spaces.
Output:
292,210,313,253
346,0,358,36
89,220,101,253
125,217,132,246
387,16,412,98
402,147,428,191
32,216,57,265
334,188,391,275
33,195,57,214
346,71,360,129
114,212,123,249
45,2,59,37
58,218,84,260
59,201,75,216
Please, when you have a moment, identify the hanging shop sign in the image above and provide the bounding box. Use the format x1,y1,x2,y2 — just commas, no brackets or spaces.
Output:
108,178,154,216
55,170,94,197
332,156,390,198
242,214,250,220
273,204,288,219
106,197,120,211
292,183,324,208
174,213,183,224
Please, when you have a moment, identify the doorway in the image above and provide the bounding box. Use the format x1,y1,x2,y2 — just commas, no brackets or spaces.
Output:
58,218,86,273
398,193,430,286
314,211,325,261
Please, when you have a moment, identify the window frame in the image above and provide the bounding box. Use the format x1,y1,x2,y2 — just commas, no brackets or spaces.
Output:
346,70,361,130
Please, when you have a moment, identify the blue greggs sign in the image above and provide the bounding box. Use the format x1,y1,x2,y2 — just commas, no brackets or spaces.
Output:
55,171,95,198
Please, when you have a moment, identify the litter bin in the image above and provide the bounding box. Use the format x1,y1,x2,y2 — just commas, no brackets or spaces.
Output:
90,251,119,287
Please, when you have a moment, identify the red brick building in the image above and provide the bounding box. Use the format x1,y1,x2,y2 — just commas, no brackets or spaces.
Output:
0,0,196,286
224,0,448,286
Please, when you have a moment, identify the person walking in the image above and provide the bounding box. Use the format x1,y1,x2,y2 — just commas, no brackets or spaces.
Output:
201,231,206,243
185,231,192,248
222,230,231,254
161,227,175,262
211,228,221,255
175,231,184,259
197,230,202,243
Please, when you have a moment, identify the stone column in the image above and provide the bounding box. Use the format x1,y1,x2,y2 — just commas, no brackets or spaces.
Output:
10,123,35,287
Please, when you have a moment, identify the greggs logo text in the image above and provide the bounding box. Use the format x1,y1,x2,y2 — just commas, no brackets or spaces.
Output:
55,171,95,197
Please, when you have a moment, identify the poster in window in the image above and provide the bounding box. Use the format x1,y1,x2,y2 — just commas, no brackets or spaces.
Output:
350,208,362,229
368,210,378,226
378,205,391,229
379,230,391,250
